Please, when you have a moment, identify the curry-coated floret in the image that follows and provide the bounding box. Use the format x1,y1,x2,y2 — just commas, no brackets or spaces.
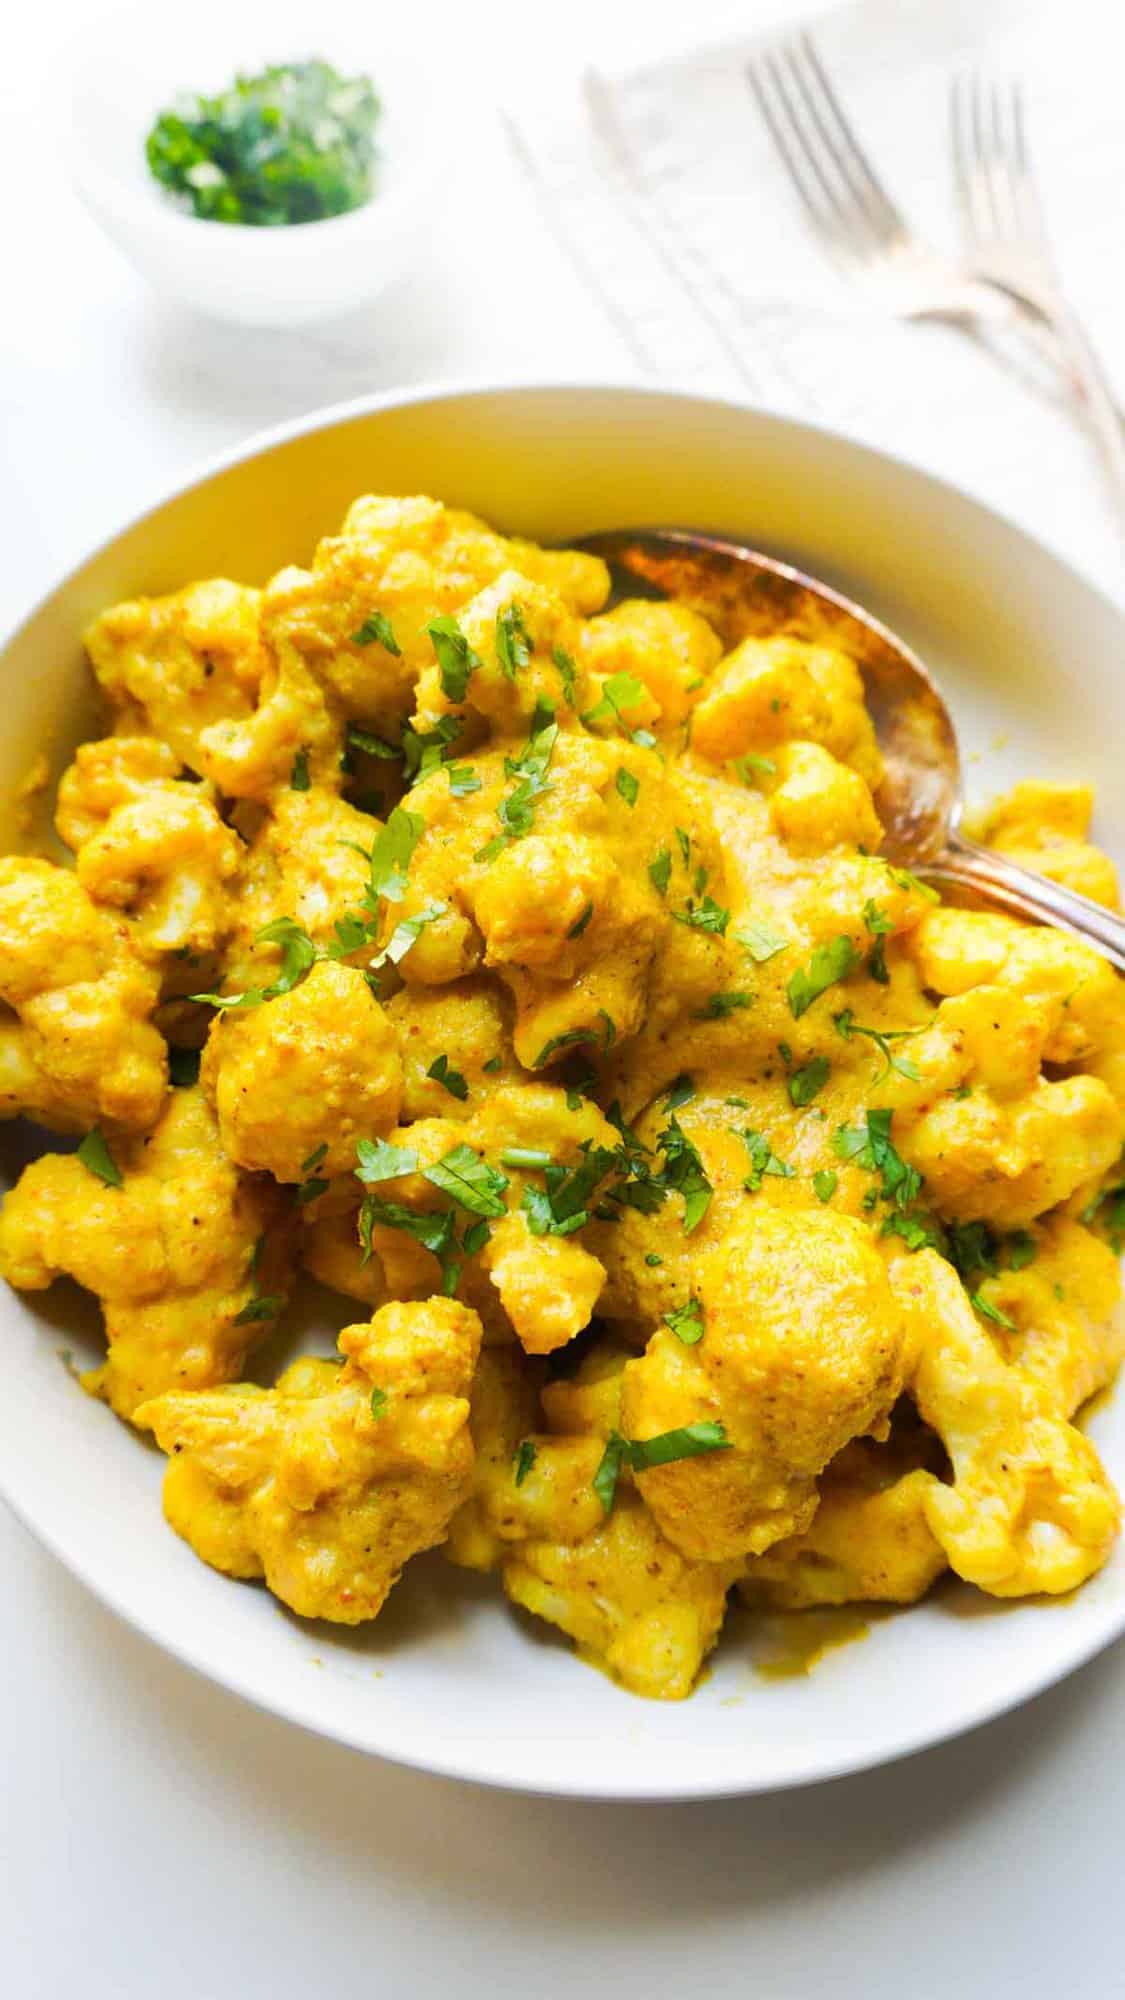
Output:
894,1251,1120,1595
445,1347,607,1572
503,1489,738,1701
738,1426,948,1611
385,977,516,1121
85,578,342,800
621,1206,906,1561
136,1297,482,1623
969,1216,1124,1419
906,905,1125,1067
764,741,883,856
413,572,592,737
581,598,723,733
691,633,883,789
60,744,243,963
222,786,378,990
965,780,1120,909
201,959,403,1182
0,1086,291,1420
0,856,167,1132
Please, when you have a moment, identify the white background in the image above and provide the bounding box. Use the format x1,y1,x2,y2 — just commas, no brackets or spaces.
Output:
5,2,1125,1995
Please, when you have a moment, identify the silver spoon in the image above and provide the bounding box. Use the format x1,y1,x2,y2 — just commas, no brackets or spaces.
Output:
575,527,1125,971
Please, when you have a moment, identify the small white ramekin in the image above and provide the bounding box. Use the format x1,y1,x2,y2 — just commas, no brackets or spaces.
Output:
65,0,457,328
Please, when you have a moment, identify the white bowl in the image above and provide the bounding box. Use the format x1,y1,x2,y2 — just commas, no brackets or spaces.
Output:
3,381,1125,1800
65,1,456,327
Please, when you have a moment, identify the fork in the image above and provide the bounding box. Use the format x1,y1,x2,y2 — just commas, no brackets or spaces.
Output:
746,36,1118,436
950,72,1125,531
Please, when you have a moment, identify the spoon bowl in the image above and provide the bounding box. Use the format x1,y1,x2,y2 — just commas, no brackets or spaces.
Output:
578,526,1125,970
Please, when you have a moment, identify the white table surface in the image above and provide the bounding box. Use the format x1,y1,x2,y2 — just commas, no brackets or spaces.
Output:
5,3,1125,1995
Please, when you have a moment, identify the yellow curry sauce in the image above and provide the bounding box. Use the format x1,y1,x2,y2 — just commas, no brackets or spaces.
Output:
1,491,1123,1699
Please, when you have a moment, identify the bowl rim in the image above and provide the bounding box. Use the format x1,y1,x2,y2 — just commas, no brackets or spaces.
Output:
4,374,1125,1801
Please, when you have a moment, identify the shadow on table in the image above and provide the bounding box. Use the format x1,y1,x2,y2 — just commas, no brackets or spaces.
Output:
38,1537,1123,1929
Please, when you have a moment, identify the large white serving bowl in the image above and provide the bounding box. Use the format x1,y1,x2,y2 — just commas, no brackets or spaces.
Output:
3,382,1124,1801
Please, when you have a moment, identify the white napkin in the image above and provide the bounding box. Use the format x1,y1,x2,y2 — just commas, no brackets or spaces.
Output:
507,0,1125,596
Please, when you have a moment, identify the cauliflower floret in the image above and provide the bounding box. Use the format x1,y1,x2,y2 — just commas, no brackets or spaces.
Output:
902,1067,1122,1227
72,779,242,962
503,1489,737,1700
906,907,1125,1068
223,786,378,989
85,580,342,799
766,741,883,856
201,959,403,1182
691,634,883,789
445,1347,607,1571
739,1424,948,1610
413,573,592,737
0,857,166,1131
136,1297,482,1622
965,780,1119,908
385,978,515,1120
55,736,183,850
0,1086,290,1420
580,598,722,732
894,1251,1120,1595
301,1190,386,1306
620,1206,906,1561
483,1212,606,1355
957,1216,1124,1420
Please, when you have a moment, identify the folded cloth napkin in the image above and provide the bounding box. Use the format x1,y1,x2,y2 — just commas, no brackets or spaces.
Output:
506,0,1124,596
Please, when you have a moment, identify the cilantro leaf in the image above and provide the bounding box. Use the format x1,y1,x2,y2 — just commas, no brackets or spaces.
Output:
583,672,646,729
347,725,401,759
649,849,672,896
657,1117,712,1232
831,1107,921,1210
812,1168,838,1203
673,895,730,936
970,1291,1019,1332
627,1423,731,1472
552,644,578,707
736,920,788,964
370,1386,389,1419
289,747,311,791
496,603,532,678
447,765,481,798
423,1144,509,1218
351,611,401,654
833,1009,921,1081
368,807,425,904
738,1128,795,1191
786,936,860,1018
427,1054,469,1101
664,1297,705,1345
474,705,557,862
233,1293,284,1325
593,1432,630,1513
664,1074,695,1110
358,1198,461,1294
694,991,754,1020
615,767,639,808
788,1056,830,1106
370,899,446,970
514,1439,537,1486
190,916,319,1011
76,1127,122,1189
354,1138,419,1184
426,615,481,703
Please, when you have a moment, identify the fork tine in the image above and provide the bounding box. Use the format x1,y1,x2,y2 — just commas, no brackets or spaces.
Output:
792,32,904,246
950,73,986,242
747,49,864,267
1008,80,1051,250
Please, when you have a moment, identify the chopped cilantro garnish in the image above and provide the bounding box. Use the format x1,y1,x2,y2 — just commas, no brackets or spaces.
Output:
427,1054,469,1101
812,1168,838,1203
423,1144,509,1218
347,725,401,760
233,1293,284,1325
426,615,482,704
616,767,639,808
664,1297,705,1345
786,936,860,1018
833,1009,921,1081
482,1056,504,1075
354,1138,419,1184
788,1056,830,1107
736,920,788,964
593,1432,630,1513
649,849,672,896
658,1117,712,1232
496,603,532,678
567,901,594,940
738,1128,795,1191
863,900,894,935
664,1074,695,1110
358,1197,461,1293
447,764,481,798
289,747,311,791
673,895,730,936
76,1127,122,1189
971,1291,1019,1332
462,1218,491,1257
371,899,446,970
513,1439,537,1486
1007,1230,1037,1271
500,1147,554,1170
832,1107,921,1210
583,671,646,729
645,1252,664,1266
552,644,579,707
735,752,777,783
351,611,401,654
368,807,425,904
695,990,755,1020
145,60,380,227
402,715,462,781
190,916,318,1011
628,1421,731,1472
369,1386,388,1419
882,1210,945,1252
675,828,691,866
888,866,940,904
474,704,558,862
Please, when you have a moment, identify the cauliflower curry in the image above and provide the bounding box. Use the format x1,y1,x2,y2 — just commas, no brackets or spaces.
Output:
3,491,1124,1699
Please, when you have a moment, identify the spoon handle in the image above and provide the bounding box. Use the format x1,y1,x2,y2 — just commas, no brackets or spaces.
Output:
922,830,1125,972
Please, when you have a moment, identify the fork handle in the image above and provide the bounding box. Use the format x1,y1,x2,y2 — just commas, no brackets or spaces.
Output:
988,278,1125,533
922,830,1125,971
